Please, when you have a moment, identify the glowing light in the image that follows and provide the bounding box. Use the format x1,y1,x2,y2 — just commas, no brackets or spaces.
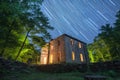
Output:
80,53,84,62
72,51,75,61
40,55,48,64
43,57,47,64
79,42,82,48
51,45,54,50
40,44,48,64
49,54,53,64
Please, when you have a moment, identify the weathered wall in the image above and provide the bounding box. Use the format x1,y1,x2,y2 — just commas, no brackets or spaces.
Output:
83,44,90,63
40,44,49,64
48,35,66,64
64,36,88,63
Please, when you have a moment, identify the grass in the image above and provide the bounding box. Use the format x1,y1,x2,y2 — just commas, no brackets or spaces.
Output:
1,58,120,80
4,71,84,80
1,59,119,80
0,68,119,79
3,70,120,80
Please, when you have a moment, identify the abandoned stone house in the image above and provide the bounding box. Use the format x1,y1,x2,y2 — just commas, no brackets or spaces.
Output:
40,34,89,64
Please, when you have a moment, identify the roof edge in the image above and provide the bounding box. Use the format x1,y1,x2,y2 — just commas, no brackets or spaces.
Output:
51,34,86,44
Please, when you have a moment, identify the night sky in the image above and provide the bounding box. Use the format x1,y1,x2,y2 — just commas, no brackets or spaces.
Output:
41,0,120,43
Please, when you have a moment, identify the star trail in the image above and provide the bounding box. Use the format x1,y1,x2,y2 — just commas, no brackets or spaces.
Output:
41,0,120,43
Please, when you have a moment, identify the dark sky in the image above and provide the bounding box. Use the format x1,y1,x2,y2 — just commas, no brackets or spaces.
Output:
41,0,120,43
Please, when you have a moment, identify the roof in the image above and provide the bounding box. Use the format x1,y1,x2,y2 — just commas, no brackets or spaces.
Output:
51,34,86,44
62,34,86,44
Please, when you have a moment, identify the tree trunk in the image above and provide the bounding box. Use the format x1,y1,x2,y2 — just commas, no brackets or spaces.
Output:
47,43,50,64
15,29,31,61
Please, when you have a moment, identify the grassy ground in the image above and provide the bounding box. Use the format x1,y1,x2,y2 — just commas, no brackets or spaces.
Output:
1,58,120,80
4,71,84,80
3,70,120,80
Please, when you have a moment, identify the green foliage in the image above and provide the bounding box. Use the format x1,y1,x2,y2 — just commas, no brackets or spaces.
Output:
88,10,120,62
88,51,94,63
88,38,112,62
14,0,54,60
0,0,53,62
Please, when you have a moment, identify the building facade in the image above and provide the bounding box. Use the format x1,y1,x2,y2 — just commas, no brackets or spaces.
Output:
40,34,89,64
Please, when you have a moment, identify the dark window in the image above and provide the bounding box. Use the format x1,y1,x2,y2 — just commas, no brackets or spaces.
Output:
70,39,74,45
58,40,60,46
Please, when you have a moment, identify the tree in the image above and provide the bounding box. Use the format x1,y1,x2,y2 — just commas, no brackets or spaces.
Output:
113,10,120,57
0,0,54,61
99,23,120,59
88,37,112,62
0,0,25,57
15,0,53,60
88,10,120,62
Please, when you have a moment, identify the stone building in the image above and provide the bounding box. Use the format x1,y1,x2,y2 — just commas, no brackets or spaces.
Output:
40,34,89,64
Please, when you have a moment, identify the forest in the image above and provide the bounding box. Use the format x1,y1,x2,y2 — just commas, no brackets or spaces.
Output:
0,0,53,63
88,10,120,63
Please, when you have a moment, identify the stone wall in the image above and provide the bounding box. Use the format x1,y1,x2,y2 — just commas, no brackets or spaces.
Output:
48,35,66,64
64,36,88,63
